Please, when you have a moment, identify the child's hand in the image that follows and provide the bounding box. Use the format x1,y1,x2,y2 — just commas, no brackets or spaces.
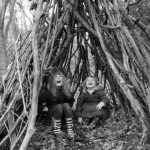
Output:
43,106,48,112
96,102,105,110
78,117,83,123
72,100,77,111
71,105,76,111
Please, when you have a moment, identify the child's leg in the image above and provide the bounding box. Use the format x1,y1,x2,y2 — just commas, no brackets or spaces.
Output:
101,109,110,123
63,103,74,138
51,104,63,134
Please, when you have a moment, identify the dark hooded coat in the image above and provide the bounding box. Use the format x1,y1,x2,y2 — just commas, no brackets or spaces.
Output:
75,86,110,118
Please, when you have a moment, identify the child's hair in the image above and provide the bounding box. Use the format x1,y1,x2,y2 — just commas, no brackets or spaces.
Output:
47,68,72,98
80,76,99,92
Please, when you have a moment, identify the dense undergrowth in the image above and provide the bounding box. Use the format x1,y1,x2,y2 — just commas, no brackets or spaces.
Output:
27,109,150,150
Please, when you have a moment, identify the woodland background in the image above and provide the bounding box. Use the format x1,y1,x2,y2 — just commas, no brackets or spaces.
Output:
1,0,150,150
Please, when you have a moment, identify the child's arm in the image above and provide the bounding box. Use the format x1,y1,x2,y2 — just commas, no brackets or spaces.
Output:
96,86,110,110
38,89,52,112
72,98,77,111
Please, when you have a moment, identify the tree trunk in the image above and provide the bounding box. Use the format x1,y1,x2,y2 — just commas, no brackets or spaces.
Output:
0,0,9,84
0,29,8,84
5,0,17,43
19,0,43,149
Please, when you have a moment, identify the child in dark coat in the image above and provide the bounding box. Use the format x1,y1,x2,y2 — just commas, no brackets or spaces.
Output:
38,68,75,137
76,76,110,128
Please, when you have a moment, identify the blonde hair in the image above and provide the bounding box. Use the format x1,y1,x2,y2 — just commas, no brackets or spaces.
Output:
47,68,72,98
80,76,99,93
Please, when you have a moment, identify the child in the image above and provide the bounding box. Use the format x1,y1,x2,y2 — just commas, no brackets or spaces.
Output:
38,68,75,137
75,76,110,128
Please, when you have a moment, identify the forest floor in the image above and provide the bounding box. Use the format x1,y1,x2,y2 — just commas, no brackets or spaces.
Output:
28,109,150,150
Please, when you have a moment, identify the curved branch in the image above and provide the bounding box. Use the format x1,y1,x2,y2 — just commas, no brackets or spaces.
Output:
73,11,98,38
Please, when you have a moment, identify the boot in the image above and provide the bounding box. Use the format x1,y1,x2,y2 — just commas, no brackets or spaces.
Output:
52,117,61,134
89,117,100,129
66,118,74,138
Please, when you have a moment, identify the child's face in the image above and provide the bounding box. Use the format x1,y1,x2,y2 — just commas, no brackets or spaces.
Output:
54,74,63,86
86,77,96,88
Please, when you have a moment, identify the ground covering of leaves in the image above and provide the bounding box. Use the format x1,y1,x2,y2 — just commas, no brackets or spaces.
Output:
28,109,150,150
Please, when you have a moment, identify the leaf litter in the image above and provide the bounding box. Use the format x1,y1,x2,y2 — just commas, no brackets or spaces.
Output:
28,109,150,150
